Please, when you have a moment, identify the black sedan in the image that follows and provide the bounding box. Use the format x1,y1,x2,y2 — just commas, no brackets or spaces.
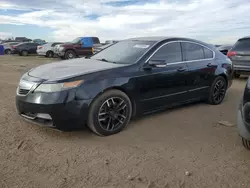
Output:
16,37,233,136
237,78,250,149
12,42,39,56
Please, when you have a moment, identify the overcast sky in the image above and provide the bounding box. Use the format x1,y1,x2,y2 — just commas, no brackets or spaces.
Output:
0,0,249,44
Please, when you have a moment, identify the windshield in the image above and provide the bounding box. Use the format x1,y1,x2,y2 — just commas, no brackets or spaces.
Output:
91,40,156,64
71,37,81,44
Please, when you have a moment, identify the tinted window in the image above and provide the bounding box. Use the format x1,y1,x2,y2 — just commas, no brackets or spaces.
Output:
92,37,100,44
203,48,213,58
28,43,38,46
151,42,182,63
91,40,156,64
232,39,250,51
182,42,204,61
51,43,63,47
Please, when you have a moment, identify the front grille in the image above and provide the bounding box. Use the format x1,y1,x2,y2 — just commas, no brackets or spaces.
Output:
18,88,30,95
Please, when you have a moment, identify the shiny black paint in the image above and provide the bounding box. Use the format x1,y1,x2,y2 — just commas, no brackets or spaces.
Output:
16,37,233,128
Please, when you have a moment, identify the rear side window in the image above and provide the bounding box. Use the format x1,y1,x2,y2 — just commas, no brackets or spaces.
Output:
203,48,213,59
151,42,182,63
232,39,250,51
182,42,204,61
92,37,100,44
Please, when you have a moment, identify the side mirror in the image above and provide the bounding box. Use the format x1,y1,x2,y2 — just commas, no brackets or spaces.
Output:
148,60,167,68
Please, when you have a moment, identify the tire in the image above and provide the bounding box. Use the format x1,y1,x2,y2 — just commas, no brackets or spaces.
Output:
21,50,28,56
4,49,11,55
87,89,132,136
64,50,76,59
242,137,250,150
234,72,240,78
46,51,54,58
207,76,227,105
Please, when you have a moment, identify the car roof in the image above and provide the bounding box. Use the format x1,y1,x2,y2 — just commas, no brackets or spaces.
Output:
239,36,250,40
125,36,210,44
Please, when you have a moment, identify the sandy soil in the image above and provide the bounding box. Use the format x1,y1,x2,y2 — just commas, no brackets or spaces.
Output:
0,55,250,188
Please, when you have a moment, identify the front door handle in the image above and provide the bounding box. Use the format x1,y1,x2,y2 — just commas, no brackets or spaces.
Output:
177,67,187,72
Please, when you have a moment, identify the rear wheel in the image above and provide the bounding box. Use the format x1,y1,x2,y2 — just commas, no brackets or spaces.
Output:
242,137,250,150
46,51,54,58
87,89,132,136
207,76,227,105
65,50,76,59
4,49,11,55
21,50,28,56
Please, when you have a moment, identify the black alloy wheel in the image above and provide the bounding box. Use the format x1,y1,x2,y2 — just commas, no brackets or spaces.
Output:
87,89,132,136
242,137,250,150
98,97,127,132
208,76,227,105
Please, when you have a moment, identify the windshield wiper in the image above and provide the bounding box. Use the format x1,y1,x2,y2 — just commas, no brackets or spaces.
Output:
96,58,117,64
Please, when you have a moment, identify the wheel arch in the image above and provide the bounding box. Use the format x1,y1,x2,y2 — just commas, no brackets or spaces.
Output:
65,49,77,56
217,73,228,88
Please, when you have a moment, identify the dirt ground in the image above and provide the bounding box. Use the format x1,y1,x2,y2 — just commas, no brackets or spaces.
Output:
0,55,250,188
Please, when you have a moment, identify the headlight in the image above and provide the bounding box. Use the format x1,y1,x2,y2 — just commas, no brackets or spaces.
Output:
34,80,84,92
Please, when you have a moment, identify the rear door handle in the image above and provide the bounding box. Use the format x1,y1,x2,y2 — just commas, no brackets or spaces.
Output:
207,63,212,67
177,67,187,72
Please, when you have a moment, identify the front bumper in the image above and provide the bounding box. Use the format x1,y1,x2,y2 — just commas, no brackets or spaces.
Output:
16,90,92,130
237,101,250,140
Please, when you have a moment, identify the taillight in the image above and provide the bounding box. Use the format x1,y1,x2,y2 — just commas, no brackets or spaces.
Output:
12,45,16,49
38,46,42,49
227,51,236,57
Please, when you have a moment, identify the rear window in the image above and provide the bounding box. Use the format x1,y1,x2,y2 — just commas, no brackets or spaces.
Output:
232,39,250,51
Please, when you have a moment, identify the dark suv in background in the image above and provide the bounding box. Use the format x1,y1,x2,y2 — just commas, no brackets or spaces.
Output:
227,37,250,78
12,42,40,56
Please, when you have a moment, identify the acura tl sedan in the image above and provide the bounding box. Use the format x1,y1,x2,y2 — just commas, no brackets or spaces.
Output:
16,37,233,136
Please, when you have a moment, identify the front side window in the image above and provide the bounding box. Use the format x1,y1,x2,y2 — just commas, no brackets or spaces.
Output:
71,37,81,44
91,40,156,64
182,42,204,61
150,42,182,63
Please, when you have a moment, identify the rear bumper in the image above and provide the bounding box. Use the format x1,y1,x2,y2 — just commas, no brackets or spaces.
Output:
37,51,46,56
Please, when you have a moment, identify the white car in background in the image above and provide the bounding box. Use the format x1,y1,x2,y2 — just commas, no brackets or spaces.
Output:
37,42,63,58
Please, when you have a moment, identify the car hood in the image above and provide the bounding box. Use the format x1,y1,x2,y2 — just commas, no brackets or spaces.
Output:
28,58,127,81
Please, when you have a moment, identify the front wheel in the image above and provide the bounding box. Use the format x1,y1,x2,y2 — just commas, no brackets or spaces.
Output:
64,50,76,59
242,137,250,150
207,76,227,105
87,89,132,136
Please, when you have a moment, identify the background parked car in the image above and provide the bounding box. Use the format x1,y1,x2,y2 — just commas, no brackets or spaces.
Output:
12,42,40,56
37,42,63,58
93,42,116,54
227,36,250,78
2,42,20,55
54,37,100,60
217,44,233,55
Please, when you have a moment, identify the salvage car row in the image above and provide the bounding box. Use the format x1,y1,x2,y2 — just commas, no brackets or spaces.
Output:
2,36,119,59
